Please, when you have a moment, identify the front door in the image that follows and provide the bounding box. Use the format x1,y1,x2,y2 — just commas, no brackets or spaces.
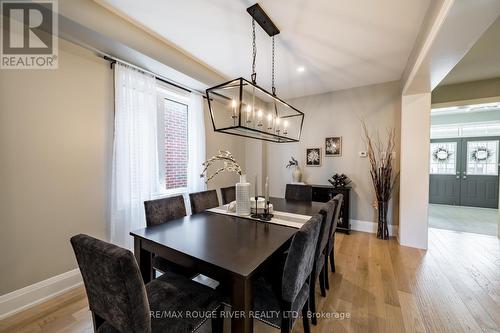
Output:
459,138,499,208
429,139,460,205
429,137,499,208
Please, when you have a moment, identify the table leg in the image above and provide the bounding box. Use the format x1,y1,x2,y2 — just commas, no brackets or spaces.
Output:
134,238,153,283
231,276,253,333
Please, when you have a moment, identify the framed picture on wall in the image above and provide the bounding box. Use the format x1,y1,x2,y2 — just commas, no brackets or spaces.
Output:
325,137,342,156
306,148,321,167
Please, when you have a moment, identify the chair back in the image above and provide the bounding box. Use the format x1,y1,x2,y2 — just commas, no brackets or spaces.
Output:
189,189,219,214
70,234,150,333
313,199,337,277
281,214,321,303
220,186,236,205
329,194,343,236
144,195,186,227
285,184,312,201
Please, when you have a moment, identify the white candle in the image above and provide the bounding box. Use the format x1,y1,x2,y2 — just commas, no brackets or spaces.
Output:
283,120,289,135
257,109,263,126
265,176,269,202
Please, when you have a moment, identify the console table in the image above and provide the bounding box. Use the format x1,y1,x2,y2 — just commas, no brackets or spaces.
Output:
311,185,351,234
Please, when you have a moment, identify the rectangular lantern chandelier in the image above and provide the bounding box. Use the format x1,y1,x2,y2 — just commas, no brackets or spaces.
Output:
205,4,305,143
206,77,304,143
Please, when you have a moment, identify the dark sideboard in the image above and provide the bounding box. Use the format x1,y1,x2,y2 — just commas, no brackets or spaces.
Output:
311,185,351,234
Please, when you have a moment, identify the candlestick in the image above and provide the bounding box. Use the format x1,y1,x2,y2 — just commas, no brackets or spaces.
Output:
257,109,263,127
246,105,252,123
267,113,273,130
255,174,258,197
283,120,288,135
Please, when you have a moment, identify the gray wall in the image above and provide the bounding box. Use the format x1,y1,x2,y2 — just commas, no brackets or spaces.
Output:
0,39,113,294
432,78,500,104
266,81,401,225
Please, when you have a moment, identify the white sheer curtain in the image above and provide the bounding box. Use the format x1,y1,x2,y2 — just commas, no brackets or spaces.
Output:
187,93,206,194
110,63,159,249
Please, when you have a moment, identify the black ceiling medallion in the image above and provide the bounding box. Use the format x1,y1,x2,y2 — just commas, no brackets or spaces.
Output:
206,3,304,143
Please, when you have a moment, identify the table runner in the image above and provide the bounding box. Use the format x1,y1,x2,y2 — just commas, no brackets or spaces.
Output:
207,205,311,229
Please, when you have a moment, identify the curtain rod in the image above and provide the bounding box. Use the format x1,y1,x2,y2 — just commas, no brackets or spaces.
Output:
103,55,205,96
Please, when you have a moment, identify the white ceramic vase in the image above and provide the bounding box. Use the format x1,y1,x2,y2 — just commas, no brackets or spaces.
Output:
292,166,302,183
236,174,251,216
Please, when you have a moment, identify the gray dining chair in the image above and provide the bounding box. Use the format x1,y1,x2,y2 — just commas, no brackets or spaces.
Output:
70,234,224,333
326,194,343,278
189,190,219,214
309,198,337,325
285,184,312,201
253,214,322,333
220,186,236,205
144,195,193,276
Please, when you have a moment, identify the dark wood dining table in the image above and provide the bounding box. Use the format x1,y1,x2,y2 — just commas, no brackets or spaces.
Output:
130,197,324,333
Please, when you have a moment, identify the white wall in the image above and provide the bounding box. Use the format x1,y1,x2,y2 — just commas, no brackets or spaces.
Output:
399,93,431,249
266,81,401,225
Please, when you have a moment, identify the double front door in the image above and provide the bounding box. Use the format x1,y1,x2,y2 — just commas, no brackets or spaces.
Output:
429,137,500,208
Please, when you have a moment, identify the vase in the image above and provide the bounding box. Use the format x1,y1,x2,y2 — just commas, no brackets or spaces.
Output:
377,200,389,240
292,166,302,183
236,174,251,216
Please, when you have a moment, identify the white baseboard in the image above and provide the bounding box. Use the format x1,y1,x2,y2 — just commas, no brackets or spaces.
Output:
350,219,398,236
0,269,83,320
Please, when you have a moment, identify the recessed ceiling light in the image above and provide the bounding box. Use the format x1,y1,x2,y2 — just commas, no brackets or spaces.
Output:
297,66,305,73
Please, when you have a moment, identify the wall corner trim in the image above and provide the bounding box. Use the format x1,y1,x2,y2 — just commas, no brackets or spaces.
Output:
0,269,83,320
350,219,399,237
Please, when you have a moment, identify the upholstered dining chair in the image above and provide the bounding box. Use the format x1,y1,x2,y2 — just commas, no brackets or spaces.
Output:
144,195,193,276
326,194,343,282
253,214,322,333
220,186,236,205
189,190,219,214
285,184,312,201
310,198,337,325
70,234,224,333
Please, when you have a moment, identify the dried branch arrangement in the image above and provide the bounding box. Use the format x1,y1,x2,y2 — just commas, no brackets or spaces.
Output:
362,121,399,239
200,150,243,184
285,157,298,168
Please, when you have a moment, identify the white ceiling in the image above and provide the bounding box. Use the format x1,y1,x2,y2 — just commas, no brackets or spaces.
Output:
440,16,500,86
97,0,430,98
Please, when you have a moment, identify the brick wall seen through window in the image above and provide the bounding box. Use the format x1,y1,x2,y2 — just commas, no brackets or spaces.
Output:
164,99,188,189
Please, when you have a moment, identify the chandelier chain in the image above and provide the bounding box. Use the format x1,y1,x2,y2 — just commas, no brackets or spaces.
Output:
251,18,257,83
272,36,276,95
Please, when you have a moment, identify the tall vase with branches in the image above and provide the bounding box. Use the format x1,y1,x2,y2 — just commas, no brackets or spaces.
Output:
362,121,399,239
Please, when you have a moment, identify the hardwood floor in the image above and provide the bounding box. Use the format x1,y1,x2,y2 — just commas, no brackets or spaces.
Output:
1,228,499,333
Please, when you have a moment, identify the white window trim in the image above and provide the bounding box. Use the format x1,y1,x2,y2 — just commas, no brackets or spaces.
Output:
431,120,500,139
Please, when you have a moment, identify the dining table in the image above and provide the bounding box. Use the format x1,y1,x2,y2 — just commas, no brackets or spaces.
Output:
130,197,324,333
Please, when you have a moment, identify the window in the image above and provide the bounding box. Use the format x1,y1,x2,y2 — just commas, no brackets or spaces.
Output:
157,86,189,192
431,122,500,139
466,140,499,176
429,142,457,175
